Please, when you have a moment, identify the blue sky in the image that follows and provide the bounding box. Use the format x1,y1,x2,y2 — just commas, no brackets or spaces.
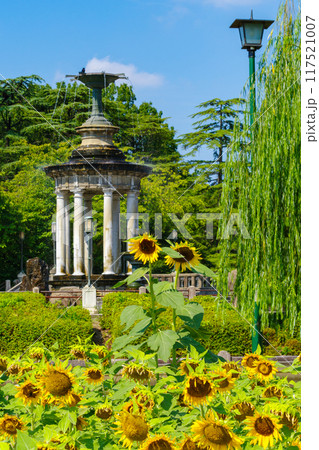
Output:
1,0,283,159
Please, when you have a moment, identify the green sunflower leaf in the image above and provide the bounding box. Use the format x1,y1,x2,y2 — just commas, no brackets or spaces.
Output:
120,305,148,331
153,281,173,296
156,291,185,309
113,267,149,288
147,330,179,362
191,263,217,279
161,247,182,258
16,431,38,450
176,302,204,329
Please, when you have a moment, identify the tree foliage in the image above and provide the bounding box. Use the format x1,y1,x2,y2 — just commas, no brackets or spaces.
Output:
217,0,301,335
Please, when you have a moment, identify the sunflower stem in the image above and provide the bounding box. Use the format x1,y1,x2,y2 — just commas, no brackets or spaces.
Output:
171,268,180,369
200,404,205,418
149,263,158,371
30,403,34,431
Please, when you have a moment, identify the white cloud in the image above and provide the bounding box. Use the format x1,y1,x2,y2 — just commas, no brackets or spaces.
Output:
53,70,65,83
85,57,164,88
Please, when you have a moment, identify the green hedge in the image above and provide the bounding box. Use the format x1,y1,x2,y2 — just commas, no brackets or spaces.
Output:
0,293,93,357
101,293,252,355
101,293,300,356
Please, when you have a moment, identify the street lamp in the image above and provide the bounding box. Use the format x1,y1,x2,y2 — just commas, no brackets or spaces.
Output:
17,231,26,282
84,216,94,287
51,222,56,271
230,12,273,353
230,11,274,126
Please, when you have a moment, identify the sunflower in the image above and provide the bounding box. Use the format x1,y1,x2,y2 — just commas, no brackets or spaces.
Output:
76,416,88,431
252,359,277,382
222,362,241,379
70,345,87,360
165,242,201,272
135,392,155,411
183,375,214,406
122,363,154,383
29,347,46,361
291,436,301,449
140,434,176,450
179,360,199,376
231,401,255,422
115,411,149,449
241,353,262,370
96,406,113,420
191,411,243,450
128,233,161,264
123,400,144,415
0,415,24,441
244,412,282,449
180,436,201,450
0,357,8,373
263,386,283,399
15,380,41,405
90,345,108,360
7,363,21,376
37,362,77,406
69,392,82,407
275,412,299,431
84,367,104,385
211,370,235,393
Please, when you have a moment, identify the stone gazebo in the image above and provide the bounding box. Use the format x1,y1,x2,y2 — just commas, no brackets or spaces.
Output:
44,72,151,288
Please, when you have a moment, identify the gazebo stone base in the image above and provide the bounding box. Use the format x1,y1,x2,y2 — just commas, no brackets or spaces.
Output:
48,273,126,290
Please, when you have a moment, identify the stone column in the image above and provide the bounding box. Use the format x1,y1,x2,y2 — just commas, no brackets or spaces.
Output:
72,188,84,275
103,189,114,274
55,190,66,275
112,193,121,274
83,195,93,276
127,190,139,240
126,190,139,273
64,192,71,274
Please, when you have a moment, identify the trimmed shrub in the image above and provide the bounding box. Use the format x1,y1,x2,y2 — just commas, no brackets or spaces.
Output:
0,293,93,357
101,293,252,355
0,292,47,308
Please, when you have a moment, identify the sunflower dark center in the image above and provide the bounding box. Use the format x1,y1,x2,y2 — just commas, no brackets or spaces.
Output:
140,239,156,254
0,359,7,372
246,356,259,368
204,424,232,445
149,439,172,450
181,439,199,450
187,377,212,397
45,371,72,396
264,387,282,398
218,378,230,389
88,369,102,380
255,417,275,436
22,383,39,398
174,247,195,263
3,418,22,435
96,408,112,420
258,363,272,375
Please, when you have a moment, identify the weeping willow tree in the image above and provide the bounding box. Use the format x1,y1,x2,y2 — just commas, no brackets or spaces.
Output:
217,0,301,335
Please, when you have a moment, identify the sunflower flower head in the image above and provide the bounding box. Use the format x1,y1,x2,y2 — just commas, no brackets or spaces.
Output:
128,233,161,264
211,370,235,393
122,363,154,383
183,375,214,406
96,406,113,420
29,347,46,361
90,345,108,360
70,345,87,360
180,436,201,450
222,362,241,379
165,242,201,272
0,357,8,374
15,380,41,406
191,411,243,450
241,353,262,370
263,385,283,399
231,401,255,422
140,434,176,450
244,412,282,449
115,411,149,449
37,362,77,406
84,367,104,385
252,359,277,382
0,414,24,441
179,360,199,376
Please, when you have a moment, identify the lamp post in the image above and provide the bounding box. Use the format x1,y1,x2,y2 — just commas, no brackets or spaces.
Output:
84,216,94,287
17,231,26,282
51,222,56,271
230,11,274,127
230,11,273,353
